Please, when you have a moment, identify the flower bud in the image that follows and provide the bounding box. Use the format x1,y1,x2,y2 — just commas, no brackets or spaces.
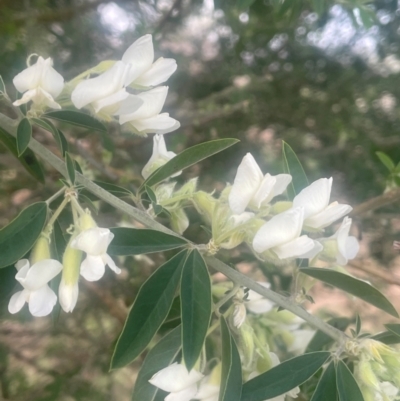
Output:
270,201,293,215
356,358,380,391
30,235,51,264
78,212,97,231
232,303,247,328
170,209,189,234
238,323,255,368
192,191,216,224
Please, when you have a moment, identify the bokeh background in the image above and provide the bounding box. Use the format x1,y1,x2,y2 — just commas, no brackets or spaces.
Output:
1,0,400,400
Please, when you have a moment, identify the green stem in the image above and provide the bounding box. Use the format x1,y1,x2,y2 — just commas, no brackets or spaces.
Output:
44,197,69,235
0,111,347,345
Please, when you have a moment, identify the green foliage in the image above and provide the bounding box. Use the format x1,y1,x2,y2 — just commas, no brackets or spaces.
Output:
300,268,399,318
16,118,31,156
310,361,337,401
220,316,242,401
0,202,47,268
44,110,107,132
336,360,364,401
0,75,5,95
65,152,76,185
181,250,212,371
131,326,182,401
31,118,68,156
108,228,187,255
241,352,330,401
111,250,189,369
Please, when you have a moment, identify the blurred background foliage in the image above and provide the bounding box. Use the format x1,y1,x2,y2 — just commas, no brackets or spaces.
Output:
2,0,400,400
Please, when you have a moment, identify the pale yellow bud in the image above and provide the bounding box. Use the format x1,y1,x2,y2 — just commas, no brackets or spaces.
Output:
62,237,82,286
238,323,255,368
30,235,51,264
270,201,293,215
79,212,97,231
192,191,216,225
209,363,222,385
356,358,381,391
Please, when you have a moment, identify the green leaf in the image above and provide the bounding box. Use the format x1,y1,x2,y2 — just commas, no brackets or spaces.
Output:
111,250,189,369
372,330,400,345
32,118,69,156
16,118,32,156
142,139,239,189
306,317,351,353
145,185,158,204
93,181,132,198
376,151,395,172
282,141,308,200
0,202,48,268
220,316,242,401
65,152,76,184
108,227,187,256
44,110,107,132
181,250,212,370
310,361,337,401
355,315,361,335
385,323,400,339
0,127,45,183
336,360,364,401
300,268,398,318
358,7,375,29
0,76,6,96
241,352,330,401
131,326,182,401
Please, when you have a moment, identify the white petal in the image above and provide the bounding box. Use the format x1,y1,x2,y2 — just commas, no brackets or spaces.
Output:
292,178,332,219
344,237,359,260
58,279,79,313
80,255,106,281
246,298,274,314
8,290,28,314
118,86,168,123
127,113,179,135
229,212,255,228
165,385,198,401
17,259,63,291
113,94,143,116
13,56,45,92
305,202,352,229
134,57,177,87
103,254,121,275
252,174,276,208
71,227,114,256
196,382,219,399
15,259,29,271
299,240,323,259
288,329,315,354
229,153,263,214
246,282,271,302
28,285,57,317
122,34,154,83
252,207,304,254
273,235,317,259
148,363,203,393
271,174,292,197
13,88,38,106
71,61,130,109
39,59,64,98
92,88,129,113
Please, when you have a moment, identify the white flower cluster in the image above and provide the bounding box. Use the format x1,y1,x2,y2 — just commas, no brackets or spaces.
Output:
12,35,179,136
229,153,359,264
8,214,119,317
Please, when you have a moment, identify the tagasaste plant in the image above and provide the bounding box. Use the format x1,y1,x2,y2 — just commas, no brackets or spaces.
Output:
1,34,400,401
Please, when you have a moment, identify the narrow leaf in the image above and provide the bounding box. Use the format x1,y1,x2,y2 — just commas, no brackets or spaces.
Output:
65,152,76,185
142,139,239,189
300,268,398,318
385,324,400,339
145,185,158,204
93,181,132,198
181,250,212,370
108,227,187,256
241,352,330,401
220,317,242,401
0,202,47,268
132,326,182,401
31,118,69,156
336,360,364,401
44,110,107,132
0,75,5,94
376,151,395,172
111,250,189,369
372,330,400,345
0,127,45,183
306,317,350,353
16,118,32,156
310,361,337,401
282,141,308,199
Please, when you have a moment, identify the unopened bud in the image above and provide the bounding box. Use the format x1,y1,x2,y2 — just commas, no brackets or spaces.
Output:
270,201,292,215
30,234,51,264
192,191,215,224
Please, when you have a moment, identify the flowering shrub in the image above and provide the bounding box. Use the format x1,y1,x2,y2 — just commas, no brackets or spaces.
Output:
1,34,400,401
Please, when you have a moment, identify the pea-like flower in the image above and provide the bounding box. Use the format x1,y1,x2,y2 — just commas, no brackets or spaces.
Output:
116,86,180,136
70,227,120,281
318,216,359,265
245,282,275,314
292,178,352,230
229,153,292,215
8,258,63,317
148,362,204,401
142,134,178,179
252,207,322,260
13,56,64,110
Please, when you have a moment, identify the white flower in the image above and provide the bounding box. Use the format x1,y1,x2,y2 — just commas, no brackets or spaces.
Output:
148,362,204,401
318,216,359,265
121,34,177,88
252,207,322,260
71,61,143,117
142,134,178,179
58,277,79,313
287,329,315,355
292,178,352,230
233,303,247,328
116,86,180,136
70,227,121,281
8,258,63,317
229,153,292,215
196,377,219,401
246,282,275,314
13,56,64,110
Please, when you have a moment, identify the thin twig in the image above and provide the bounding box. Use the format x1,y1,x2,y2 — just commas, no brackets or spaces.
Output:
350,188,400,217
